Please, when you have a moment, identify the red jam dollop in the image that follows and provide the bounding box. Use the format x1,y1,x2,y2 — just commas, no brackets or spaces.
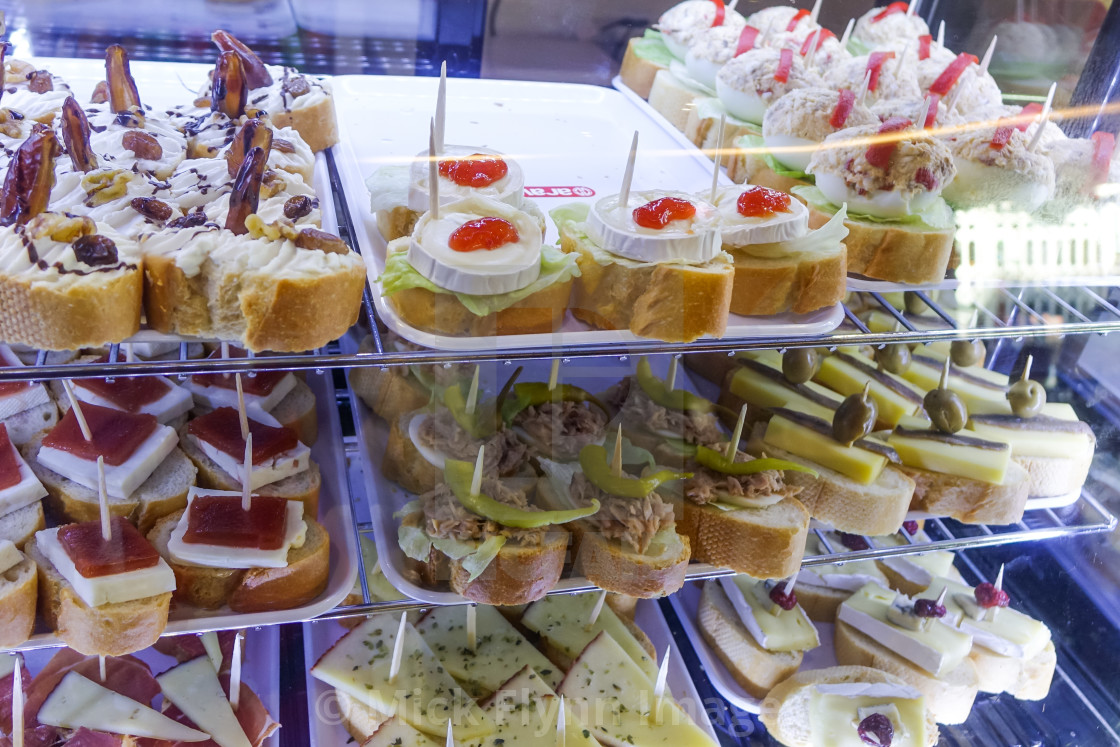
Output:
737,186,792,218
872,1,908,22
768,584,798,610
865,51,896,93
929,53,978,97
0,424,21,491
437,154,509,188
632,197,696,229
58,517,160,578
830,89,856,129
75,356,171,412
183,494,288,550
187,407,299,464
191,348,290,396
41,403,159,467
774,48,794,84
865,116,913,169
448,216,521,252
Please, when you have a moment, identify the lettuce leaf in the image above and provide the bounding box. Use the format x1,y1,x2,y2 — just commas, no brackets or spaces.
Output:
537,457,581,506
739,134,813,182
792,185,957,232
393,499,422,520
631,30,675,68
379,245,580,316
846,36,871,56
668,60,715,96
430,535,507,582
601,430,657,471
735,203,849,259
397,524,432,562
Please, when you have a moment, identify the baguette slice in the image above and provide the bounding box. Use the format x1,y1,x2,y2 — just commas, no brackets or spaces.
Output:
26,534,171,656
0,554,37,647
386,280,573,337
795,583,861,623
348,336,431,424
536,477,689,598
23,433,197,534
619,37,668,99
383,414,440,495
679,496,809,580
178,428,321,518
727,240,846,317
147,508,330,613
684,102,759,154
2,400,58,447
833,619,979,725
1016,451,1093,499
0,501,46,549
336,690,390,743
807,206,954,285
433,523,569,606
646,69,705,132
761,665,939,747
558,223,734,343
747,431,915,536
267,93,339,153
899,460,1030,525
697,579,802,698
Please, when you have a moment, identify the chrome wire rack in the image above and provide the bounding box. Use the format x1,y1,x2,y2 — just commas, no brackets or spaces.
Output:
3,150,1120,384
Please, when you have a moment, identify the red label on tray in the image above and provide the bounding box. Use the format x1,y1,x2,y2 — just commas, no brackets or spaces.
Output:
523,186,596,198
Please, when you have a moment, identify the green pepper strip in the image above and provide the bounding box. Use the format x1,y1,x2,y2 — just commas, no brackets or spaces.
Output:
696,445,820,477
635,357,714,413
579,444,691,498
444,459,599,529
501,382,609,424
443,384,498,439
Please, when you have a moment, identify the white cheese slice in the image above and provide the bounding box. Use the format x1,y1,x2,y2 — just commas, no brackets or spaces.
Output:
38,671,207,742
721,576,819,652
928,577,1051,660
0,651,16,678
73,377,194,425
36,527,176,607
37,421,178,500
810,682,927,747
0,539,22,574
873,531,955,589
407,144,525,213
0,345,52,420
196,435,310,490
157,656,252,747
407,195,542,295
125,341,180,358
713,185,810,247
0,441,48,516
167,488,306,569
201,631,224,672
587,190,721,263
183,372,296,413
721,576,770,648
800,566,884,592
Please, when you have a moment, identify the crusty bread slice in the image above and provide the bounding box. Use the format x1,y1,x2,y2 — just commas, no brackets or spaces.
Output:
0,555,37,647
0,501,46,549
684,103,761,157
900,460,1030,525
1016,452,1092,499
747,432,915,536
178,428,321,518
349,363,430,425
2,400,58,447
383,414,440,495
726,240,846,317
558,228,734,343
697,580,803,698
336,690,390,743
268,94,339,153
761,665,939,747
725,143,770,186
536,477,689,598
147,508,330,613
833,619,979,725
0,265,142,351
1010,640,1056,701
385,279,573,337
646,69,703,132
619,37,667,99
968,638,1055,700
26,534,171,656
679,497,809,580
794,583,855,623
375,206,421,243
807,206,955,286
446,529,569,606
23,433,197,534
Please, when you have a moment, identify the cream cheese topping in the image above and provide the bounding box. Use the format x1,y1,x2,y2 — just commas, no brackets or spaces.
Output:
245,67,332,114
2,88,70,123
587,189,720,263
407,145,524,213
0,220,140,288
36,526,176,607
168,488,306,569
87,125,186,179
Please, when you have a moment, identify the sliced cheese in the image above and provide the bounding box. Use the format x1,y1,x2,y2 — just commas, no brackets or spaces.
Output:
201,631,224,672
183,373,296,413
363,716,441,747
197,435,311,490
587,190,721,264
873,532,955,589
816,353,924,427
558,632,716,747
157,656,251,747
36,527,176,607
462,667,601,747
38,671,208,742
763,415,886,484
0,442,46,520
967,416,1093,460
520,594,659,683
167,489,306,569
74,377,194,425
416,605,562,697
927,577,1051,660
810,682,927,747
310,614,493,739
726,362,843,419
37,421,179,500
0,345,53,420
0,539,22,575
887,428,1010,484
720,576,818,652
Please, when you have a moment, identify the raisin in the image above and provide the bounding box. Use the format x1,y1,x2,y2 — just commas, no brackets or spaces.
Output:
131,197,173,221
857,713,893,746
283,195,313,220
121,130,163,161
913,599,946,618
71,234,118,266
168,211,209,229
273,138,296,153
27,71,53,94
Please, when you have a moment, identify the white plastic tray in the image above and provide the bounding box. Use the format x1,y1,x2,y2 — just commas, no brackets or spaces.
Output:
15,626,280,746
302,598,719,745
330,73,844,351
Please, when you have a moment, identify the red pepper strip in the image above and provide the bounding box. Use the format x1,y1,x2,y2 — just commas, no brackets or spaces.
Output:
710,0,726,27
873,1,909,22
929,52,978,96
774,48,794,83
866,51,896,92
918,34,932,60
990,125,1014,150
924,94,940,128
735,25,761,56
1091,131,1116,185
800,27,836,55
865,116,912,168
786,8,811,31
1015,102,1043,131
830,88,856,129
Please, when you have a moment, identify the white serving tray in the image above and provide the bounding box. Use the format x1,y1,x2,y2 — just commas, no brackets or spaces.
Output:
15,625,280,746
330,73,844,352
302,598,719,745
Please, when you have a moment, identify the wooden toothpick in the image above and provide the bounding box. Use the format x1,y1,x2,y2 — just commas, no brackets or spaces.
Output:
838,18,854,49
710,115,726,202
726,403,748,461
241,432,253,512
588,589,608,628
471,446,485,497
978,35,997,77
12,662,23,747
1027,83,1056,152
235,373,249,440
809,0,823,24
230,631,243,710
556,694,566,746
466,604,477,653
429,119,440,221
465,366,480,416
548,358,560,392
611,424,623,478
435,61,447,155
61,381,93,441
97,456,111,542
99,654,106,682
666,356,679,391
619,131,639,216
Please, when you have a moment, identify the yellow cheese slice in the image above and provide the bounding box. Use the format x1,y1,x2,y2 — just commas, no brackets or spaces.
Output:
816,352,924,427
463,667,602,747
887,428,1010,484
763,415,886,484
810,683,928,747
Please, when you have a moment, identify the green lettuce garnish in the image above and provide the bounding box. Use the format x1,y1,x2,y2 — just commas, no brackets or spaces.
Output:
739,134,813,183
791,185,956,232
631,29,675,68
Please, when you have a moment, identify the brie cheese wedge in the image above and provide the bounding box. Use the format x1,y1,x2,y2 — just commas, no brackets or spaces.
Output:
587,190,721,263
713,185,810,247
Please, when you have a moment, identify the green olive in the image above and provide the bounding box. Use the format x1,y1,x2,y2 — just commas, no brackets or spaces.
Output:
1007,358,1047,418
951,339,986,368
905,292,928,316
782,348,820,385
833,385,878,446
925,358,969,433
875,344,912,375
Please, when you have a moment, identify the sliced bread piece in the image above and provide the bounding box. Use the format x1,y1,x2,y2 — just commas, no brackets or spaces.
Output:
726,240,846,317
0,553,37,647
646,69,705,132
619,37,668,99
385,279,574,337
697,579,802,698
178,426,321,518
2,400,58,446
679,496,809,580
900,459,1030,525
0,501,46,549
26,534,171,656
336,690,391,743
446,530,569,606
349,364,430,425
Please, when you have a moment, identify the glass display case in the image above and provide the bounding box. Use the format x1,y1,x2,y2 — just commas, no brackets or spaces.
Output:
0,0,1118,745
